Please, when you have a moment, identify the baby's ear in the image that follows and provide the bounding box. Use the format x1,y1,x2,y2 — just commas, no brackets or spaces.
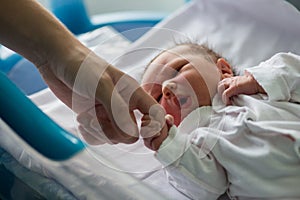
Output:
217,58,234,79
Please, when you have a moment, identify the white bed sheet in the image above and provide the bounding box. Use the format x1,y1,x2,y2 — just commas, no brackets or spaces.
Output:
1,0,300,199
109,0,300,80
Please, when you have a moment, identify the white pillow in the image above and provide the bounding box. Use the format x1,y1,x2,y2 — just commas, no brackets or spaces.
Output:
96,0,300,79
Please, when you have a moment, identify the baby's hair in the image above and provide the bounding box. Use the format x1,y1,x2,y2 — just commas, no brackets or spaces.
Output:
172,37,222,64
175,43,221,64
142,39,222,80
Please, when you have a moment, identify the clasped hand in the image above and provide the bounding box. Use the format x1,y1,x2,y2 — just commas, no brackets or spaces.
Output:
218,71,266,105
39,51,165,145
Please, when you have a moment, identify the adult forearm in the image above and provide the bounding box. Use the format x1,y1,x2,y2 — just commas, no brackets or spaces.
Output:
0,0,89,69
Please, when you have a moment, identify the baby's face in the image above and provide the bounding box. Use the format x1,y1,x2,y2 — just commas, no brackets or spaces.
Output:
142,45,221,126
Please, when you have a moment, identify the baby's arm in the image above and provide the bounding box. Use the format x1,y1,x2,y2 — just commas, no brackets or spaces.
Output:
141,114,174,151
218,71,266,105
246,52,300,103
219,52,300,105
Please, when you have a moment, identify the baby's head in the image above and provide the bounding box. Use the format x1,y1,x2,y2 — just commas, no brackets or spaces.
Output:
141,43,233,126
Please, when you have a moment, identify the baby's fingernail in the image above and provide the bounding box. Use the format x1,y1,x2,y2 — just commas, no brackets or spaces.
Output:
165,114,174,125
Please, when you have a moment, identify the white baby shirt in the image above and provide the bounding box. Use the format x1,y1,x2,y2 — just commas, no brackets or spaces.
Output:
155,52,300,200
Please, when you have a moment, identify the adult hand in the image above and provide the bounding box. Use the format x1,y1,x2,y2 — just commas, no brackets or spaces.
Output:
39,52,166,144
76,104,137,145
0,0,166,144
218,71,266,105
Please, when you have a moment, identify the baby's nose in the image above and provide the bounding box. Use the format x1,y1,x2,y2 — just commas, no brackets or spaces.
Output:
162,81,177,99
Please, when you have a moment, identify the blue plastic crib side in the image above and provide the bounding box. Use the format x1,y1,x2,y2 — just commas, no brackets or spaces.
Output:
0,71,85,160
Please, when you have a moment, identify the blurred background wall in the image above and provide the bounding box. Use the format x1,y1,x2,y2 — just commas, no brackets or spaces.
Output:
38,0,185,16
85,0,184,15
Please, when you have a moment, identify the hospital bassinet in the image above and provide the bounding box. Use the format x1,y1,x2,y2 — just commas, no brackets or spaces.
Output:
1,0,300,199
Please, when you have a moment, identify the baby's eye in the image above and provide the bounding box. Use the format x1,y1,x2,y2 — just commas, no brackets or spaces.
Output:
174,64,186,75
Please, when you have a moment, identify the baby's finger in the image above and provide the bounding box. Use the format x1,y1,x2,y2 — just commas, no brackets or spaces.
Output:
141,114,151,127
217,78,230,97
133,88,166,131
217,83,225,97
222,91,232,105
222,86,235,105
140,120,162,139
151,125,169,151
143,124,169,151
218,80,230,104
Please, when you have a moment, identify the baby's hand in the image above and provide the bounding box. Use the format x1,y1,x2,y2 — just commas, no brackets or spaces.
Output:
141,114,174,151
218,71,266,105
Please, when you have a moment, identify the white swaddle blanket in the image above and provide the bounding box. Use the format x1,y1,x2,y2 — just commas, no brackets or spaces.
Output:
1,0,300,199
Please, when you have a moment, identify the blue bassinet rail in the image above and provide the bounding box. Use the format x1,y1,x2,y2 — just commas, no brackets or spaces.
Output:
0,72,85,161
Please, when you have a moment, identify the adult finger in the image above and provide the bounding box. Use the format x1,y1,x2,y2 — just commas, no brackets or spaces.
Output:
81,72,138,145
130,86,166,139
107,70,165,139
